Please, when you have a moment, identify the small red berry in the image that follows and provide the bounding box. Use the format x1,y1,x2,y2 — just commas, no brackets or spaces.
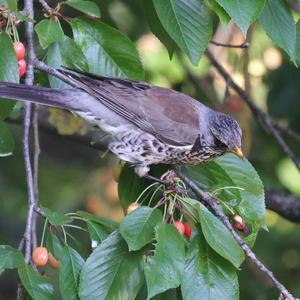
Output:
18,59,26,77
13,42,26,60
232,214,248,234
183,222,192,239
32,247,48,267
174,221,185,235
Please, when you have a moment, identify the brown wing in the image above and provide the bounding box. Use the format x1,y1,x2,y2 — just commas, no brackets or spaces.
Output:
59,69,202,146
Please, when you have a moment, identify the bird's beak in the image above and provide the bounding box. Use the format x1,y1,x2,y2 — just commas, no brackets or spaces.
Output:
232,147,244,159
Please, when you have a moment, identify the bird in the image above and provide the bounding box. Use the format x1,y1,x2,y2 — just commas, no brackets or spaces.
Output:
0,68,243,177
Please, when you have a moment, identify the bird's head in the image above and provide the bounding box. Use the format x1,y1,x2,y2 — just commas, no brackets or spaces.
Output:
208,111,243,159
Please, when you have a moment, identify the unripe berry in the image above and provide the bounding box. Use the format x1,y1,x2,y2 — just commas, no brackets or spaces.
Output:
127,202,140,214
32,247,48,267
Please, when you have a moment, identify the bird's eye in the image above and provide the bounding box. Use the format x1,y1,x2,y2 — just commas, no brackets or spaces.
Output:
214,137,227,148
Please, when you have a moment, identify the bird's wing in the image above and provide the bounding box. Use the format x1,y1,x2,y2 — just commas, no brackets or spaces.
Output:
59,69,202,146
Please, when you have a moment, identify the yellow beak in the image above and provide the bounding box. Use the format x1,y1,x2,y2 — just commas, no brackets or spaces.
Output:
232,147,244,159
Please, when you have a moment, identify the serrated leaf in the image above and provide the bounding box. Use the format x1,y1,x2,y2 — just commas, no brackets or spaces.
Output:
205,0,230,27
0,32,18,119
260,0,296,62
143,0,176,57
144,223,185,299
86,221,109,246
59,246,84,300
62,0,100,18
152,0,212,65
41,206,72,226
0,245,24,269
181,229,239,300
0,121,14,157
18,264,54,300
76,210,119,228
182,153,265,245
120,207,162,251
71,18,144,80
198,202,244,268
46,233,63,259
35,19,64,49
216,0,266,36
79,231,144,300
47,35,88,89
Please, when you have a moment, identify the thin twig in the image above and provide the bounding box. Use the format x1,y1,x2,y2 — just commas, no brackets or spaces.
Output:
205,49,300,172
37,0,53,14
177,171,295,300
210,40,249,49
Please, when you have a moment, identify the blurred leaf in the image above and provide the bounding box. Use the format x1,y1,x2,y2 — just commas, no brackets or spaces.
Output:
46,233,64,259
215,0,265,36
79,231,144,300
0,245,24,269
152,0,212,65
181,228,239,300
145,223,185,299
18,264,54,300
86,221,109,245
47,35,88,89
15,11,35,23
6,0,17,11
35,19,64,49
118,164,148,211
143,0,177,57
205,0,230,26
197,201,244,268
0,32,18,119
260,0,296,62
59,246,84,300
62,0,101,18
71,18,144,79
182,154,265,236
76,210,119,228
41,206,72,226
0,121,14,157
296,20,300,61
120,207,162,251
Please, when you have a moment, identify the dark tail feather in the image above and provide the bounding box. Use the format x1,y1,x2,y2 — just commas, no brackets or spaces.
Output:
0,81,80,111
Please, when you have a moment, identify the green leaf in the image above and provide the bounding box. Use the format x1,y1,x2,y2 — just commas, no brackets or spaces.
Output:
143,0,177,57
79,231,144,300
198,201,244,268
152,0,212,65
7,0,17,11
181,229,239,300
144,223,185,299
295,20,300,61
0,245,24,269
0,32,18,119
215,0,266,36
62,0,101,18
86,221,109,246
118,164,148,211
205,0,230,27
120,207,162,251
76,210,119,228
18,264,54,300
59,246,84,300
46,233,64,259
71,18,144,80
41,206,72,226
182,153,265,244
47,35,88,89
0,121,14,157
35,19,64,49
259,0,296,62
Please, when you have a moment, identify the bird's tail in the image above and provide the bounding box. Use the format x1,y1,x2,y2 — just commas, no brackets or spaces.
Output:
0,81,82,111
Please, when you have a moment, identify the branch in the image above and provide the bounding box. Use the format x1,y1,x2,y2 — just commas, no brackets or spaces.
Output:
177,172,296,300
266,188,300,223
210,40,249,49
205,50,300,172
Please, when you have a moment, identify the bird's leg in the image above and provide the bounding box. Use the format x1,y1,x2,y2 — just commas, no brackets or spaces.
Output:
144,174,168,185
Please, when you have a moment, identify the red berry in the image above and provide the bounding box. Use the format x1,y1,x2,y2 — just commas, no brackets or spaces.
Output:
32,247,48,267
174,221,185,235
13,42,26,60
48,252,60,269
183,222,192,239
18,59,26,77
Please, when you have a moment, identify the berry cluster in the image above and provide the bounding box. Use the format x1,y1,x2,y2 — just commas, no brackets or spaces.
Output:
13,42,26,77
174,220,192,239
